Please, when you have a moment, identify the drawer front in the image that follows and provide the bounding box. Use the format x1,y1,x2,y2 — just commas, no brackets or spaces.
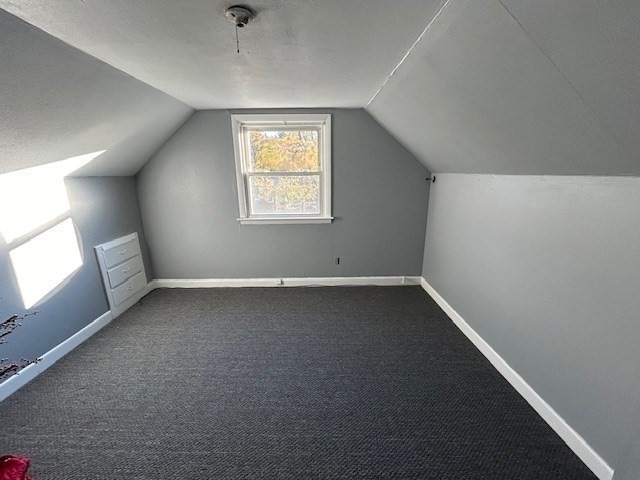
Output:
107,255,143,288
111,271,146,307
103,238,140,269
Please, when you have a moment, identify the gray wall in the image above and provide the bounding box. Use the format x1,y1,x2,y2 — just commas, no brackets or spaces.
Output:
0,177,152,363
367,0,640,176
0,9,192,176
616,428,640,480
137,109,430,278
422,174,640,478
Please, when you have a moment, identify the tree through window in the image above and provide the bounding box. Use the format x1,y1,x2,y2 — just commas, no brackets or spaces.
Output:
231,114,332,224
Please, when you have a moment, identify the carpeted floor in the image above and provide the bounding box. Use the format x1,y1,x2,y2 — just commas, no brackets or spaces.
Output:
0,286,596,479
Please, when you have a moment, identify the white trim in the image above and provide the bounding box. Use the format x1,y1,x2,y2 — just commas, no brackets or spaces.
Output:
0,311,113,403
0,274,614,480
419,277,613,480
96,231,138,251
229,113,332,125
238,216,334,225
153,276,421,289
231,115,248,218
230,113,332,223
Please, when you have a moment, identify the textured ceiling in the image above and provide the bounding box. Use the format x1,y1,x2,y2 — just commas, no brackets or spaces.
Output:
0,0,443,109
2,0,639,176
0,10,192,176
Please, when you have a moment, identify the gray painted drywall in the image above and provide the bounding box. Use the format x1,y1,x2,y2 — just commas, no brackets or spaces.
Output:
500,0,640,166
137,109,430,278
0,9,193,176
0,177,152,366
0,0,443,109
367,0,639,175
422,174,640,476
615,427,640,480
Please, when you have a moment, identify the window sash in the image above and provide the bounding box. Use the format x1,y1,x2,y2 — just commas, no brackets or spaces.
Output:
245,173,322,217
231,113,332,223
245,171,320,177
241,126,321,174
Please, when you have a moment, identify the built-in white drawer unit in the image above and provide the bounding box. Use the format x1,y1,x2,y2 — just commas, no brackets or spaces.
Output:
108,255,144,289
103,237,140,269
111,271,147,307
95,233,148,318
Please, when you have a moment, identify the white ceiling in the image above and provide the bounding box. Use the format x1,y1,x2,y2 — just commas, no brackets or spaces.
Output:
0,0,443,109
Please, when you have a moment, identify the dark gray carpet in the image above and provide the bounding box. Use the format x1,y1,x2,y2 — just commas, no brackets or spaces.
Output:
0,287,596,479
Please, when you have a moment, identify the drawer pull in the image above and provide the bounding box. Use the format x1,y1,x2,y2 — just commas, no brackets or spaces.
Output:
118,249,127,255
127,286,133,291
122,267,130,273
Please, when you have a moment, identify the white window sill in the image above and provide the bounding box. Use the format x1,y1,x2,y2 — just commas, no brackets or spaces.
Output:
238,217,334,225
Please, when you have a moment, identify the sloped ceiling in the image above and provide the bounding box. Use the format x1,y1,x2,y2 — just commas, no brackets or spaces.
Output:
0,0,443,109
2,0,639,176
0,9,193,176
367,0,640,175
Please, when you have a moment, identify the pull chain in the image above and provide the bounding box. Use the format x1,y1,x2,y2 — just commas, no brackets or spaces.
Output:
225,6,253,54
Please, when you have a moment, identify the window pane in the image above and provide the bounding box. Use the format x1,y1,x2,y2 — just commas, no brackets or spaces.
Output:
248,129,319,172
249,175,320,215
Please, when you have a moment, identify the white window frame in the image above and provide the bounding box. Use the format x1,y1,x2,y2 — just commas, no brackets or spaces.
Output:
231,113,332,225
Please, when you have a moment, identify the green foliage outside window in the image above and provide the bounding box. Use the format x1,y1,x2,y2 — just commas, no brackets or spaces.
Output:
248,130,321,214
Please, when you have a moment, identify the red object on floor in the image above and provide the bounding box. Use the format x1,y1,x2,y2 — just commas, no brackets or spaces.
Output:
0,456,31,480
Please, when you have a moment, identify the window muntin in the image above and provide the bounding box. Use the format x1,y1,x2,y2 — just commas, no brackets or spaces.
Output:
231,114,332,224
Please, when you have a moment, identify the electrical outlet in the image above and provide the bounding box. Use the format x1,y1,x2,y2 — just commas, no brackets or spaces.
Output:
334,257,340,265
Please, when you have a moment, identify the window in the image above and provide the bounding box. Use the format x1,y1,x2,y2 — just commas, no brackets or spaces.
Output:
231,113,332,224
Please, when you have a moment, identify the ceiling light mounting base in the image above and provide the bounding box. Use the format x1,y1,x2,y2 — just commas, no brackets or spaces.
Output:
225,6,254,28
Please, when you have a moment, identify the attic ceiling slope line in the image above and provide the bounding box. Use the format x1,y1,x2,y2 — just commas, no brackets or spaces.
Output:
365,0,452,108
495,0,635,164
70,107,195,177
132,109,196,178
364,0,638,176
362,110,434,174
0,7,194,109
0,9,194,176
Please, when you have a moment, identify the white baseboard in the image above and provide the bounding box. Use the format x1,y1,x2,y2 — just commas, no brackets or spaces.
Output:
152,276,421,289
420,278,613,480
2,277,415,403
0,311,113,403
8,278,607,478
